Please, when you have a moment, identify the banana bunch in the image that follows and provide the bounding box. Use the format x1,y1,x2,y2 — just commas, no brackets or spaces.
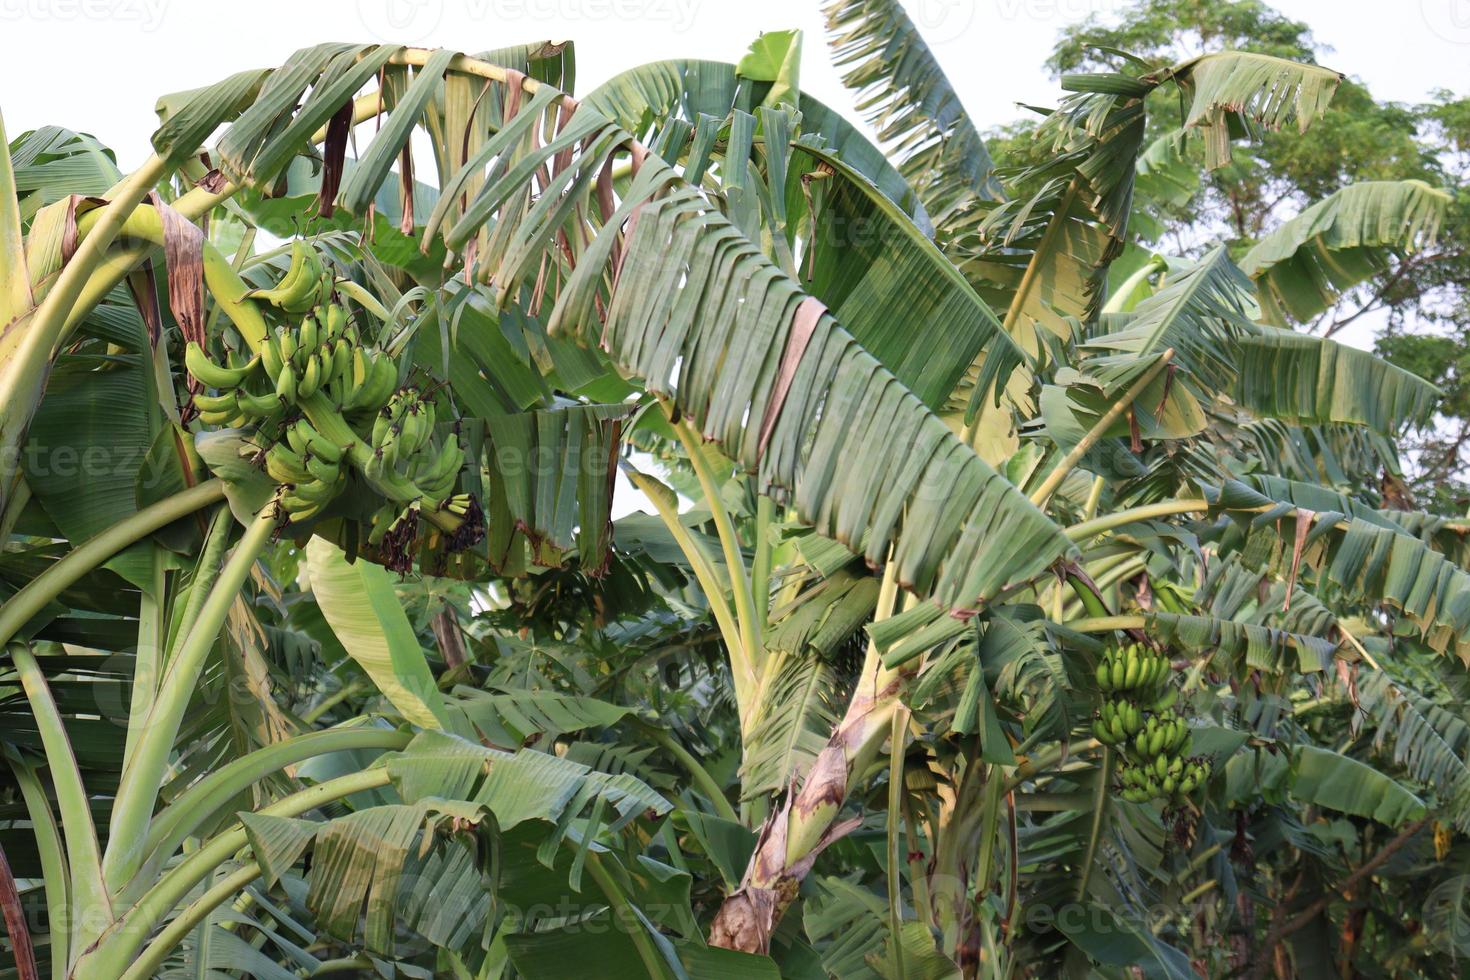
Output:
188,241,472,536
265,419,349,521
249,240,333,315
1095,641,1170,698
366,387,465,506
259,301,387,411
1117,756,1213,805
185,343,278,426
1091,640,1213,806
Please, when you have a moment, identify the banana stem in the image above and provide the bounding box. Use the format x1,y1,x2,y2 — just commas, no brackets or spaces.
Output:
120,863,261,980
751,493,774,637
75,768,393,976
1068,615,1147,633
8,644,112,960
1064,499,1210,542
630,718,738,824
622,465,750,709
670,416,763,699
1074,748,1113,901
0,480,226,650
886,706,910,980
103,506,276,890
1029,350,1175,509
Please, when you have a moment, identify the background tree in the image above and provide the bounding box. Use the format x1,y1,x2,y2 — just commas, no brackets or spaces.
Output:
1029,0,1470,511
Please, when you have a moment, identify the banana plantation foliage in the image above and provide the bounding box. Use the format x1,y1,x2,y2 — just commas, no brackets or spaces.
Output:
1,2,1468,977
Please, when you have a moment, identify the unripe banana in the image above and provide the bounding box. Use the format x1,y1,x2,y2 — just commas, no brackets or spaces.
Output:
332,339,351,388
289,476,338,504
324,301,348,341
290,418,344,463
249,240,318,310
306,453,341,484
192,391,238,414
265,444,313,484
278,328,299,368
236,390,284,418
300,314,319,354
297,354,322,399
274,362,298,403
185,342,258,389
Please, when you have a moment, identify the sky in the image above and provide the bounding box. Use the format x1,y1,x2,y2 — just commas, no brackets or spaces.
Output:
4,0,1466,175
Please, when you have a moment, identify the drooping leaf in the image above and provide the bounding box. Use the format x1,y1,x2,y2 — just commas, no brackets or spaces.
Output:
304,537,451,730
1238,179,1450,324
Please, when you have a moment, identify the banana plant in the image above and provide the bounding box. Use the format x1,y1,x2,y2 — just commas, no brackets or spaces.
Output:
0,16,1466,980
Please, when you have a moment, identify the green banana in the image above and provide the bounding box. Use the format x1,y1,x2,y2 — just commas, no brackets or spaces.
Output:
250,240,320,310
192,391,238,415
185,342,260,389
297,354,322,399
292,418,344,463
236,390,283,418
274,362,298,403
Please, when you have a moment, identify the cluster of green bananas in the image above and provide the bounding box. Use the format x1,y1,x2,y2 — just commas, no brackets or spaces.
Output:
261,418,348,521
1095,641,1170,696
1117,755,1212,805
186,345,280,426
184,242,472,536
258,304,397,412
1091,641,1212,806
364,387,464,507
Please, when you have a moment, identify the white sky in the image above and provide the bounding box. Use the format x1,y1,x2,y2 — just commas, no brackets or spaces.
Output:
5,0,1465,172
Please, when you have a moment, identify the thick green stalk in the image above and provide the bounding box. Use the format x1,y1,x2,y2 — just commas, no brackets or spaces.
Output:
623,466,749,707
122,553,167,772
1064,499,1210,542
584,851,676,980
0,110,28,323
1074,748,1113,901
3,748,69,980
631,719,738,824
751,494,774,637
120,863,261,980
1068,615,1147,633
1029,349,1175,508
76,768,393,977
161,506,233,666
0,480,226,650
8,645,113,958
672,418,763,690
972,767,1005,903
886,706,910,980
103,507,276,890
0,155,167,515
124,727,412,901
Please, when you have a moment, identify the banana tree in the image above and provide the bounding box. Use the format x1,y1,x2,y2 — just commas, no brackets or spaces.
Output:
0,13,1466,980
